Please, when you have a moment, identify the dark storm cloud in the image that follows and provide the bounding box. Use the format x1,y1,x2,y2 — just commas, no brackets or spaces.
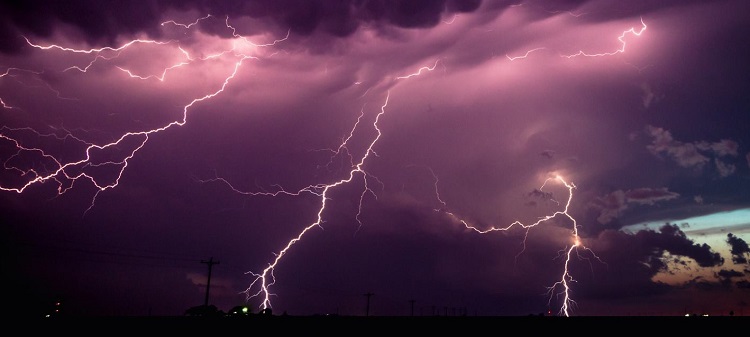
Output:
576,229,674,299
625,188,681,205
636,224,724,268
715,269,746,288
579,224,726,301
0,0,726,55
527,188,554,202
0,0,483,55
584,224,724,293
727,233,750,264
717,269,744,279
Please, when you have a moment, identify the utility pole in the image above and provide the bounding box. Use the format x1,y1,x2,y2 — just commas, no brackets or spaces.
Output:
409,299,415,316
201,257,220,307
364,292,374,316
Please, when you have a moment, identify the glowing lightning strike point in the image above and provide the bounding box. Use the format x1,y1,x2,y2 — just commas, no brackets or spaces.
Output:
431,174,599,316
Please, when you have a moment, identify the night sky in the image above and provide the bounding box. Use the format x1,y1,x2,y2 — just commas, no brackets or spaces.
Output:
2,0,749,318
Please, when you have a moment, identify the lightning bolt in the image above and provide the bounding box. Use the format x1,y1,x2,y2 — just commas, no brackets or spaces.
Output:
1,17,284,215
395,59,442,80
505,17,647,62
430,171,602,316
161,14,213,29
506,47,546,61
1,10,643,316
562,17,647,58
226,93,390,310
1,97,19,110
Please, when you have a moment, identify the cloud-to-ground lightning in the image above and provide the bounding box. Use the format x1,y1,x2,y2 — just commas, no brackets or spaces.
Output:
0,11,648,317
218,93,392,311
430,169,599,316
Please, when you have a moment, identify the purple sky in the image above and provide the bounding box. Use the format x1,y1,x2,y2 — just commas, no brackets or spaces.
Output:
1,0,749,317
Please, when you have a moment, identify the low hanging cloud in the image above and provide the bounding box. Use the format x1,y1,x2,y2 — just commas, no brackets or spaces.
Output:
717,269,744,279
624,188,681,205
589,187,680,224
636,223,724,268
644,125,739,177
727,233,750,265
582,223,725,299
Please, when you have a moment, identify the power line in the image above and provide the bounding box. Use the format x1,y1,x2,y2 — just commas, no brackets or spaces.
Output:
201,257,220,307
364,292,374,316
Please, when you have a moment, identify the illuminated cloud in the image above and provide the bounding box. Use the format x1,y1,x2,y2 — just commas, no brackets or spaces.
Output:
1,0,748,318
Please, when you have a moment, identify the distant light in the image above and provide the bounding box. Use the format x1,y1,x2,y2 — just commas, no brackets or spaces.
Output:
242,307,248,314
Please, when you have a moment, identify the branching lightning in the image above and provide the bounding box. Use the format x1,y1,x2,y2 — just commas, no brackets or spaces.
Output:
506,17,647,61
429,168,601,316
562,17,647,58
1,17,281,215
0,11,645,316
161,14,213,29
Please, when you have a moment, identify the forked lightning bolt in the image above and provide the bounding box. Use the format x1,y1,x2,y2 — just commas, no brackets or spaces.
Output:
1,16,284,214
428,165,599,316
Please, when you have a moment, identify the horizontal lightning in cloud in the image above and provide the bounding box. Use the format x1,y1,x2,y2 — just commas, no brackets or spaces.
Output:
562,17,647,58
506,17,647,61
